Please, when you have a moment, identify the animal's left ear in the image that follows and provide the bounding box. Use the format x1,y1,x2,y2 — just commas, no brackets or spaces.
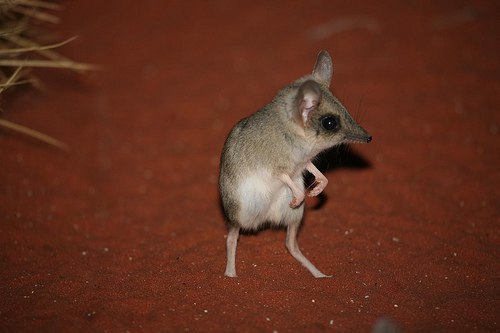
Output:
296,80,322,127
312,50,333,87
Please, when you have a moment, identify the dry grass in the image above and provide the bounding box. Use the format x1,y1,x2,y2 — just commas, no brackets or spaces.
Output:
0,0,95,151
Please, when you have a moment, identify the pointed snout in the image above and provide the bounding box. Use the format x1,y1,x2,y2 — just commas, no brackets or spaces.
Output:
345,126,372,144
342,112,372,144
353,133,372,144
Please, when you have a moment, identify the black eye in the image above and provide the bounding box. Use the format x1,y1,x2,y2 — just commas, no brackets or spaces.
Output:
321,116,339,131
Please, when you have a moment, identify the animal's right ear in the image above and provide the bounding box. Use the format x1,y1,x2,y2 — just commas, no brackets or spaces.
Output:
312,50,333,87
295,80,322,128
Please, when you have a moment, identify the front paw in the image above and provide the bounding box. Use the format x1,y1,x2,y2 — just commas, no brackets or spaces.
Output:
289,194,305,208
307,178,328,197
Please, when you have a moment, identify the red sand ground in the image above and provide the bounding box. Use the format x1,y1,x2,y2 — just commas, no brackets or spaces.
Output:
1,1,499,332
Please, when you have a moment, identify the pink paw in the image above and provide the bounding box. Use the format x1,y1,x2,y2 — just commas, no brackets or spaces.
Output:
307,178,328,197
289,194,305,208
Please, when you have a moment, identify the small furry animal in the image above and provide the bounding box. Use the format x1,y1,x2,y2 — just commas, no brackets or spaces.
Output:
219,50,371,277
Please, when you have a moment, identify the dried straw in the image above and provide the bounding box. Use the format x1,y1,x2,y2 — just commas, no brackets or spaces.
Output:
0,0,95,151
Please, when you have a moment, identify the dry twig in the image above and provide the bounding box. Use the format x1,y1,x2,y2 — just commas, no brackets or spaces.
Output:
0,0,93,150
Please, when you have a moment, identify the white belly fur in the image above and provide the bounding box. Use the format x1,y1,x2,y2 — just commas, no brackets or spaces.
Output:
236,170,304,230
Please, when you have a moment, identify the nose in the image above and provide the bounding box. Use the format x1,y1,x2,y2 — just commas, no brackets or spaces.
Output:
366,136,372,143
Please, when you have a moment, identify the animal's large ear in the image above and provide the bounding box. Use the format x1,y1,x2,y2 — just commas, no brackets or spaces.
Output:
312,50,333,87
296,80,322,127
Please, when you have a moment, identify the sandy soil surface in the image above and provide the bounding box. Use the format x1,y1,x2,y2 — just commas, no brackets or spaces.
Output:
1,1,499,332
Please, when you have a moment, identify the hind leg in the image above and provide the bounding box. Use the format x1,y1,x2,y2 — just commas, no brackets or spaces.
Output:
286,221,331,278
224,226,240,277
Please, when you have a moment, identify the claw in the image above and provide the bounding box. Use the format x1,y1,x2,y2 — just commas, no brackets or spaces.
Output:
307,179,327,197
289,196,303,208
